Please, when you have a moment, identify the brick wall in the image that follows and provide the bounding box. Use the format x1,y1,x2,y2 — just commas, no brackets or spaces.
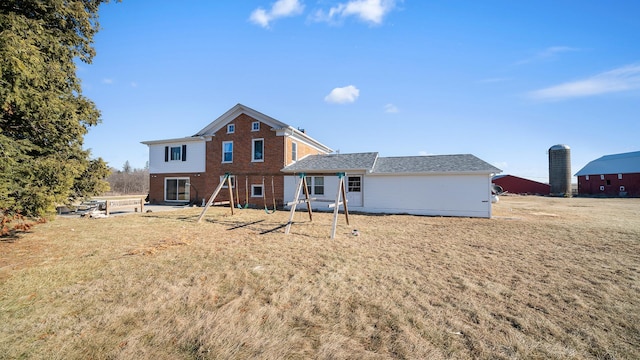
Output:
147,113,329,206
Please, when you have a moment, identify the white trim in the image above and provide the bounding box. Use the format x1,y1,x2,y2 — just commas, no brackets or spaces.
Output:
141,136,208,146
227,124,235,134
251,184,264,197
222,141,233,163
252,121,260,132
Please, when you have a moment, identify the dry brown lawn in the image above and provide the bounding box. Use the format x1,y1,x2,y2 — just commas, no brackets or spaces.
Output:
1,196,639,359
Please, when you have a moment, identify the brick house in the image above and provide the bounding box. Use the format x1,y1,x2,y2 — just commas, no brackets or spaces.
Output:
575,150,640,197
141,104,333,206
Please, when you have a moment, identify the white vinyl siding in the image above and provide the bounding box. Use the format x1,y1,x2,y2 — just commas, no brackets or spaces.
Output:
147,141,205,174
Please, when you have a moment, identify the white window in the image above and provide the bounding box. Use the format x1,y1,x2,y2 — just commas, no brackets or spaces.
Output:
252,121,260,131
291,142,297,162
251,184,263,197
306,176,324,195
220,175,236,188
227,124,235,133
165,178,189,201
348,176,361,192
222,141,233,163
600,185,605,191
600,175,605,180
165,145,186,162
252,138,264,162
585,175,589,181
618,174,623,180
620,186,626,192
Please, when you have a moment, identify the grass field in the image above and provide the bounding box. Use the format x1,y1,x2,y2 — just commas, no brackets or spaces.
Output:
1,196,639,359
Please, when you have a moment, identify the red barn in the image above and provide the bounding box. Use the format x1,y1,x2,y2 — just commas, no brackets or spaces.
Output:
575,151,640,197
492,175,550,195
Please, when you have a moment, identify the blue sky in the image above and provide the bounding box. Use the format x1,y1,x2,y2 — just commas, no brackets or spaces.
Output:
80,0,640,182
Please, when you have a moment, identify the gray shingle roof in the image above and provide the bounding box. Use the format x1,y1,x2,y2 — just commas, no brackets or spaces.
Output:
282,152,378,173
372,155,501,174
281,152,501,175
575,151,640,176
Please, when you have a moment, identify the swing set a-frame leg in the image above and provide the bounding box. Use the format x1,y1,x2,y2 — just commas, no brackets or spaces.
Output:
330,173,350,239
285,174,311,234
197,173,234,223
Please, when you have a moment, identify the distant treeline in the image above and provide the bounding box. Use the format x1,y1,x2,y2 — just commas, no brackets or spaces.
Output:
105,161,149,195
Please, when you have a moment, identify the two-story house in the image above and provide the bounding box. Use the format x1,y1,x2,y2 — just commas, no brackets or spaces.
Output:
141,104,333,206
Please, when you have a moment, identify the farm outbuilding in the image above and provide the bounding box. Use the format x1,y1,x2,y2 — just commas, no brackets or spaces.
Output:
492,175,550,195
575,150,640,197
282,152,502,218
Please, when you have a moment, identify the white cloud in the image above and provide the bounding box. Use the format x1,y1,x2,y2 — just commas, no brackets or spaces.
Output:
250,0,304,28
418,151,435,156
528,63,640,101
313,0,399,25
324,85,360,104
516,46,579,65
384,103,398,113
102,78,113,84
130,82,138,88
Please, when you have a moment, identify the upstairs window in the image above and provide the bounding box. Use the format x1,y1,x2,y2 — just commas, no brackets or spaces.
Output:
618,174,623,180
585,175,589,181
600,175,605,180
252,121,260,131
165,145,187,162
222,141,233,163
227,124,235,133
252,139,264,162
291,142,298,162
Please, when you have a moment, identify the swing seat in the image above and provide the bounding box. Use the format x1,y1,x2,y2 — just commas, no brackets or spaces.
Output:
264,206,276,214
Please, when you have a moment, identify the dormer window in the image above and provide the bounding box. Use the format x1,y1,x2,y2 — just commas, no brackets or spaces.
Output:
252,121,260,131
227,124,235,134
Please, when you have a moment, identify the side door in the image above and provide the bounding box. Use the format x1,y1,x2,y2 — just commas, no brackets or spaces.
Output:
346,176,363,207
